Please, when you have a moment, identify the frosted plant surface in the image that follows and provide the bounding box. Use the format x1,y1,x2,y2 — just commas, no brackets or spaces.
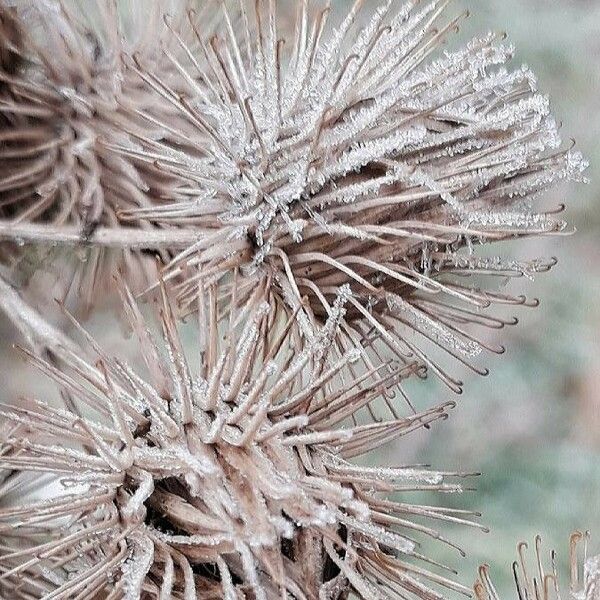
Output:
0,279,482,599
119,0,586,412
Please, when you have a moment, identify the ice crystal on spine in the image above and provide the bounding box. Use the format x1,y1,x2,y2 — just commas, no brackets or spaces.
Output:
0,279,483,600
117,0,585,406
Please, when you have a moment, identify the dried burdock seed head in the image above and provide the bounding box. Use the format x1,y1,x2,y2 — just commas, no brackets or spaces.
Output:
122,0,587,405
0,0,201,305
474,532,599,600
0,278,483,600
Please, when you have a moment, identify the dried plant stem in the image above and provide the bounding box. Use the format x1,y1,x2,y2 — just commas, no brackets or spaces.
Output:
0,221,207,250
0,272,77,354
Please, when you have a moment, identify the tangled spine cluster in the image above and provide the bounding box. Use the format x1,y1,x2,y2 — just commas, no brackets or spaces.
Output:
0,0,594,599
0,278,481,599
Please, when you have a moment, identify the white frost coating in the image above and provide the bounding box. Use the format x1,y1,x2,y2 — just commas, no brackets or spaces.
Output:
579,555,600,600
386,293,483,358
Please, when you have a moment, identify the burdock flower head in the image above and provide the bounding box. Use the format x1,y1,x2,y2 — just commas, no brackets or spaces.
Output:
115,0,587,403
474,532,599,600
0,279,483,599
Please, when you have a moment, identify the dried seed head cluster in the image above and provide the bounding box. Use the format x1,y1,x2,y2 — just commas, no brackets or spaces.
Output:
129,0,587,402
0,0,592,599
474,533,600,600
0,0,588,396
0,279,482,599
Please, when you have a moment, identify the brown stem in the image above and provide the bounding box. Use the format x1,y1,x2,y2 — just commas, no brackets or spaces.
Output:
0,221,207,250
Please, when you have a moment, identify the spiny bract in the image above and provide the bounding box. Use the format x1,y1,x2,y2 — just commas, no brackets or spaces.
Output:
0,279,482,599
474,532,599,600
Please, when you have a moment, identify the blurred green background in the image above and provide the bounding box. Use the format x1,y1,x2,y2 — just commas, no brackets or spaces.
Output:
0,0,598,597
